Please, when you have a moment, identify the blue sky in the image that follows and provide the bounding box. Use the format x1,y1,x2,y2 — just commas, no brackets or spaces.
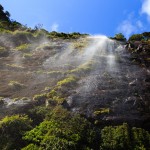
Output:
0,0,150,38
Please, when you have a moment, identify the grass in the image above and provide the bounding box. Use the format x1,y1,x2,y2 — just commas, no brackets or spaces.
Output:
6,64,25,69
21,97,29,101
14,44,31,52
46,71,63,77
0,46,8,56
94,108,110,116
23,53,33,58
68,61,94,75
33,93,47,101
8,81,26,89
57,76,77,87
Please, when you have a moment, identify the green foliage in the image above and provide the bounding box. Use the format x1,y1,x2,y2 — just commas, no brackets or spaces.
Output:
101,123,150,150
114,33,126,41
33,93,47,102
47,89,65,104
12,30,34,45
21,144,39,150
46,71,63,77
132,127,150,150
68,61,94,75
0,115,32,150
94,108,110,116
47,31,88,39
128,34,144,41
57,76,77,87
23,53,33,58
8,80,26,89
23,107,98,150
6,64,25,69
14,43,31,52
0,46,8,57
142,32,150,39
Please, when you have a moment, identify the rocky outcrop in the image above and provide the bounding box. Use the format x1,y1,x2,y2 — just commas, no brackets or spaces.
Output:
126,41,150,67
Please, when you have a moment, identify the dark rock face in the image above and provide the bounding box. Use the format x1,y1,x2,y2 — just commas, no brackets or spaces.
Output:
66,38,150,126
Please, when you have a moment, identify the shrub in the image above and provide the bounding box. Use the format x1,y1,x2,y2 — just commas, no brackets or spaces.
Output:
128,34,144,41
101,123,150,150
114,33,126,41
0,115,32,150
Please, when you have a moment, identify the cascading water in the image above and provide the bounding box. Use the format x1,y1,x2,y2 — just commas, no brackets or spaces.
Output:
0,35,149,123
66,36,148,121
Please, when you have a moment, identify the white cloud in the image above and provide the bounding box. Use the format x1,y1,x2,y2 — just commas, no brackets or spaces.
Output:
136,20,143,28
50,23,59,31
141,0,150,21
117,13,144,39
117,20,136,38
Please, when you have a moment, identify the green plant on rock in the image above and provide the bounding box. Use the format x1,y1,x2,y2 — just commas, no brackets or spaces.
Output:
23,53,33,58
14,43,31,52
114,33,126,41
33,93,47,102
8,81,25,89
46,71,63,77
57,76,77,87
69,61,94,75
128,34,144,41
6,64,25,69
94,108,110,116
0,46,8,57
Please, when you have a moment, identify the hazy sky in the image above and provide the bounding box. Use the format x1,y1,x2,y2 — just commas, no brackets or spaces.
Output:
0,0,150,38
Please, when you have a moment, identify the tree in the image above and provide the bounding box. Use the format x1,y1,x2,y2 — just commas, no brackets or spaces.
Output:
128,34,144,41
101,123,150,150
0,115,32,150
142,32,150,40
114,33,126,41
23,107,99,150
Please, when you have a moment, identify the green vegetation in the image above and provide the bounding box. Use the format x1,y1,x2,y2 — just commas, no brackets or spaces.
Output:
22,106,98,150
47,31,88,39
101,123,150,150
21,97,29,101
33,93,47,102
6,64,25,69
0,46,8,57
68,61,94,76
46,71,63,77
0,4,150,150
57,76,77,87
111,33,126,42
14,44,31,52
128,34,144,41
8,81,26,89
94,108,110,116
0,115,32,150
23,53,33,58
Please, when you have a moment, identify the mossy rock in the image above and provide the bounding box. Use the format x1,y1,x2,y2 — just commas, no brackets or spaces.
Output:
0,46,9,57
